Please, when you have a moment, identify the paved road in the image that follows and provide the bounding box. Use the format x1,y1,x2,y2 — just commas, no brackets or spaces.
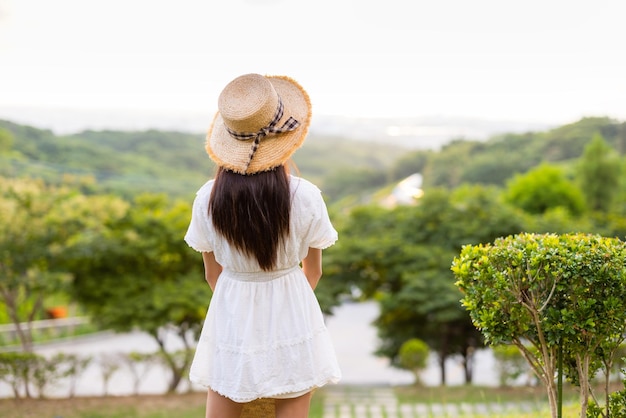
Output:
0,301,498,398
326,301,498,387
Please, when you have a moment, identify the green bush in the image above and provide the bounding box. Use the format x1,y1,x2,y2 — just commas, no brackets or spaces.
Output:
398,338,429,385
587,375,626,418
453,232,626,418
0,351,40,398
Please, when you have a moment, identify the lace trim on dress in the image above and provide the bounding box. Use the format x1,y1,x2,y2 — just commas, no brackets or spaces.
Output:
202,377,340,403
207,324,328,355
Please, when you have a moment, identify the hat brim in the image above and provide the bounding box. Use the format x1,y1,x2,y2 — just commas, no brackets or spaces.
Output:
206,75,312,174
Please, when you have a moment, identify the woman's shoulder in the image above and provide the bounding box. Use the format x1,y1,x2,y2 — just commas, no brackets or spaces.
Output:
195,179,215,198
195,179,215,205
290,175,322,196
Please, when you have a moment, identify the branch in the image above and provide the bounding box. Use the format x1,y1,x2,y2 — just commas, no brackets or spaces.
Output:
538,279,558,313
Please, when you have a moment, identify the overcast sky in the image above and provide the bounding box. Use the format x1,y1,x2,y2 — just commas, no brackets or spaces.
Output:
1,0,625,126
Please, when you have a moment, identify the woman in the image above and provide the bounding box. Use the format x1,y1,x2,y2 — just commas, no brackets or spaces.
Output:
184,73,341,418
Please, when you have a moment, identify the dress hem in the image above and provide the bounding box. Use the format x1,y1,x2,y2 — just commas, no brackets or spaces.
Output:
189,375,341,403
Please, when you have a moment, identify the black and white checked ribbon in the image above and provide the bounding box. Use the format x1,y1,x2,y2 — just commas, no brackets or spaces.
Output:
225,97,300,173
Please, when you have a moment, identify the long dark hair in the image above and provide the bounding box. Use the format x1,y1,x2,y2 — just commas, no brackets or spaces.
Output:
208,166,291,271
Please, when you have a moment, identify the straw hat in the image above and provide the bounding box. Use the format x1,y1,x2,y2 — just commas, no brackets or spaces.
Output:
206,73,312,175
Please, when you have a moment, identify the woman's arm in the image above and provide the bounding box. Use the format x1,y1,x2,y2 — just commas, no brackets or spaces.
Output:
202,252,222,291
301,247,323,290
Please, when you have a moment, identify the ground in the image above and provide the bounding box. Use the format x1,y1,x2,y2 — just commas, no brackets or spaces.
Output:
0,392,207,418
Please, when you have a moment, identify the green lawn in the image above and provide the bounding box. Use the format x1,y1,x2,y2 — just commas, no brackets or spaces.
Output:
0,385,588,418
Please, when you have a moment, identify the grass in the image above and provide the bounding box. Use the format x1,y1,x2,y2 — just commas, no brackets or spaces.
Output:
470,404,580,418
394,384,580,417
1,392,208,418
0,384,591,418
394,383,580,404
0,392,324,418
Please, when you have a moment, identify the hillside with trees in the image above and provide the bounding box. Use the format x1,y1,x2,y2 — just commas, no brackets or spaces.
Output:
319,116,626,395
0,119,406,202
2,116,626,401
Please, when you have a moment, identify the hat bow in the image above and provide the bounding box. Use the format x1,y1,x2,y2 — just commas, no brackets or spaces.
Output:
225,96,300,173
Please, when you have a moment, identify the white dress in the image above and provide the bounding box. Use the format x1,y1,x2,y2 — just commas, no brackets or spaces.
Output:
184,175,341,403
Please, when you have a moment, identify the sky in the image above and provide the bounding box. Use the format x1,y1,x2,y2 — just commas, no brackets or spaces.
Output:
0,0,625,129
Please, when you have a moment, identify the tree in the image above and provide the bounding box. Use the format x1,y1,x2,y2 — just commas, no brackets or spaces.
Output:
503,164,586,215
325,185,525,384
617,122,626,155
0,352,39,398
121,352,158,395
421,140,482,188
31,353,68,399
372,243,482,385
59,353,92,398
322,168,389,202
452,233,626,418
0,178,123,351
66,194,210,393
390,150,432,182
577,133,621,212
0,128,14,154
398,338,429,385
99,353,121,397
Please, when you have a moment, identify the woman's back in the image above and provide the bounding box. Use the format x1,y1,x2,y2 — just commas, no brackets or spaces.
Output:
186,175,336,273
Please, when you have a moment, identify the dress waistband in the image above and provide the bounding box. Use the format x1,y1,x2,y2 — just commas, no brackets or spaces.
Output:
222,265,300,282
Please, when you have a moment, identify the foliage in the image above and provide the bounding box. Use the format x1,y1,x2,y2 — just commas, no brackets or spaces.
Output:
503,163,586,215
99,353,122,396
398,338,429,385
389,149,432,182
0,119,405,203
60,353,93,398
577,133,621,212
0,128,14,154
64,193,209,393
321,168,390,202
0,351,93,399
122,352,159,395
291,134,406,187
2,116,624,205
452,232,626,418
2,115,626,404
421,140,483,188
587,375,626,418
30,353,72,399
0,177,119,351
420,117,623,189
325,185,525,384
0,351,39,398
540,117,621,161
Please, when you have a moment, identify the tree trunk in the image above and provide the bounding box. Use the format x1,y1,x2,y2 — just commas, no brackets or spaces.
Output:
1,286,36,352
515,341,558,418
463,346,475,384
438,354,447,386
546,381,558,418
438,333,449,386
577,354,590,418
154,327,194,394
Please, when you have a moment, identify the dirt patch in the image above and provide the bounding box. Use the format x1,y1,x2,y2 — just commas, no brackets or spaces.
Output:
0,392,206,418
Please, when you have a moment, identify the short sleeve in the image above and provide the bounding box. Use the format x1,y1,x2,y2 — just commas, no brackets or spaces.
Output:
184,181,214,253
300,180,338,250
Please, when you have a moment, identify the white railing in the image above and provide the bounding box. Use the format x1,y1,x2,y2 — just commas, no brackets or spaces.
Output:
0,317,91,342
0,317,90,332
